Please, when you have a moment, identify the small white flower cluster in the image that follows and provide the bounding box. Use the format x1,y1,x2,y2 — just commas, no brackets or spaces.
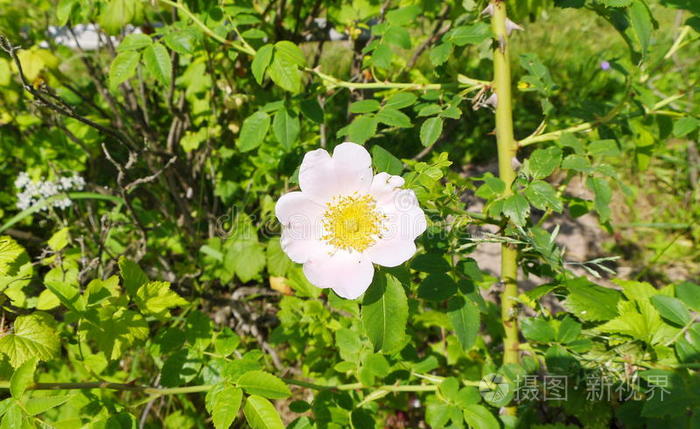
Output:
15,172,85,211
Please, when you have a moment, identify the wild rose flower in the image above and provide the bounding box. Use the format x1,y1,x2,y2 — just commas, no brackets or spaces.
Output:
275,142,427,299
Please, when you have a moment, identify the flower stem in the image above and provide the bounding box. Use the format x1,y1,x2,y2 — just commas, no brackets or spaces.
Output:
490,0,520,417
157,0,256,56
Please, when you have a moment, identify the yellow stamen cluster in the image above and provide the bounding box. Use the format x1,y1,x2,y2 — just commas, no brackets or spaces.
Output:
322,193,385,252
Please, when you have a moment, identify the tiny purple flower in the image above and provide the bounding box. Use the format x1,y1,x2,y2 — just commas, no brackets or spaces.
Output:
600,61,611,71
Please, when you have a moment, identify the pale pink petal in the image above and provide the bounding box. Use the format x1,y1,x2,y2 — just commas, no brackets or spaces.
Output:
303,250,374,299
365,237,417,267
298,148,339,201
377,190,427,242
331,142,373,195
369,172,405,206
280,230,326,264
379,187,421,214
275,191,324,225
276,191,327,263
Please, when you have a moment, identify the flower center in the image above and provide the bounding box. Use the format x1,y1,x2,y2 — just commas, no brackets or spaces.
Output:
322,193,385,252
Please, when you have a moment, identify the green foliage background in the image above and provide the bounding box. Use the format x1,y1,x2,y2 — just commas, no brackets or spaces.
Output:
0,0,699,427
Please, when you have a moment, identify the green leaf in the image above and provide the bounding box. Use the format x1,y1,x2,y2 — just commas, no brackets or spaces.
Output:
272,108,300,149
426,401,452,428
47,227,70,252
346,115,378,144
676,282,700,312
588,139,621,158
602,0,632,6
0,313,60,367
446,23,491,46
598,297,674,345
462,404,500,429
561,154,591,172
430,42,453,66
545,344,579,374
420,117,443,147
586,177,612,223
362,273,408,354
629,0,653,55
386,5,421,25
335,328,362,362
143,42,171,86
300,98,324,123
237,370,291,399
371,145,403,175
160,348,201,387
557,316,582,343
639,369,691,418
266,238,292,277
412,253,451,273
447,296,479,351
650,295,691,326
418,104,443,117
384,93,417,109
526,147,562,179
57,0,77,25
117,33,152,52
563,278,621,321
0,236,25,275
44,264,85,313
243,395,285,429
384,25,411,49
135,281,187,320
252,44,273,85
79,307,148,360
370,43,393,69
502,194,530,226
212,329,240,360
440,105,461,120
521,318,556,342
119,257,148,296
672,117,699,137
99,0,140,34
1,401,24,429
225,240,266,283
475,174,505,200
205,384,243,429
364,353,390,377
349,100,381,114
418,273,458,301
267,56,301,93
238,111,271,152
108,50,139,90
274,41,306,66
525,180,563,212
376,108,412,128
25,395,72,416
163,27,200,54
10,357,36,399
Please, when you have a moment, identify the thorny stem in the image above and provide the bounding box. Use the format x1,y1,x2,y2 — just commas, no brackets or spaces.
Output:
490,0,520,417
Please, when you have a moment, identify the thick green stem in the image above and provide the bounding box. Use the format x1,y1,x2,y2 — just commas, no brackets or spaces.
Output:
491,1,520,416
